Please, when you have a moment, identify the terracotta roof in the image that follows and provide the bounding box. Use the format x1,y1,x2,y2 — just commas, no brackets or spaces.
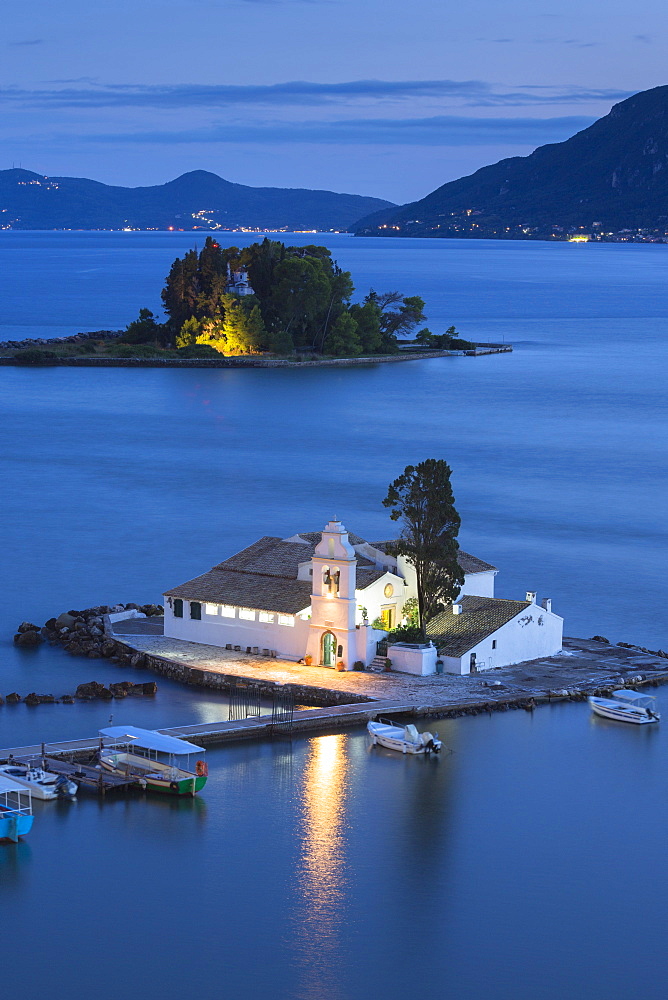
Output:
165,569,312,615
457,551,497,574
214,536,309,578
427,595,530,657
165,528,490,614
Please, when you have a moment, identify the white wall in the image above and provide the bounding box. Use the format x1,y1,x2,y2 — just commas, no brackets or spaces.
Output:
164,601,310,660
440,605,563,675
357,571,407,625
460,571,497,598
387,642,437,676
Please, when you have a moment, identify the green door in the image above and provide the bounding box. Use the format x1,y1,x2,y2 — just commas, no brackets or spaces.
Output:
321,632,336,667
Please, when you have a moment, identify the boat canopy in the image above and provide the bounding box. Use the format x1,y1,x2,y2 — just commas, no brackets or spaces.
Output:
0,773,31,795
99,726,204,755
612,690,656,708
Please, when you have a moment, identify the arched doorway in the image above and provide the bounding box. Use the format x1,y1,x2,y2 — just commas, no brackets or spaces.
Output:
321,631,336,667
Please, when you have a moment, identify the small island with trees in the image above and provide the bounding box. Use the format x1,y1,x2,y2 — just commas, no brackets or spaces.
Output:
1,238,511,365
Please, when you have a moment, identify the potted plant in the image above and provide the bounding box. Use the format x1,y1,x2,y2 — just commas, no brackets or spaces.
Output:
304,653,313,666
336,660,345,671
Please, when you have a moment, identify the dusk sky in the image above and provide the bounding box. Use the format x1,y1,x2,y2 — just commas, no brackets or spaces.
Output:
3,0,667,203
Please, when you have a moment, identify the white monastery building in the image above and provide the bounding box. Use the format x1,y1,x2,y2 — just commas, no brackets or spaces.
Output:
164,519,563,675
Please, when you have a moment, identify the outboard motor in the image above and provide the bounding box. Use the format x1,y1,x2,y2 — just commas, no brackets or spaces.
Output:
421,732,442,754
55,774,78,798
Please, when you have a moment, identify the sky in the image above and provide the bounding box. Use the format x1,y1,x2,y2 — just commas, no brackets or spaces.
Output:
2,0,667,204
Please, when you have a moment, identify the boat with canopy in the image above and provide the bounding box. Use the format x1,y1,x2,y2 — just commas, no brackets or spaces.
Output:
98,726,208,796
0,775,34,843
589,689,660,725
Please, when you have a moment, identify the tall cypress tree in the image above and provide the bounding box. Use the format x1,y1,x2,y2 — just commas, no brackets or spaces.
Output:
382,460,464,636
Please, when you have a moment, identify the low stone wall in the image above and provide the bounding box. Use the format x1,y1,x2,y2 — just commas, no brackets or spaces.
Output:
114,638,373,707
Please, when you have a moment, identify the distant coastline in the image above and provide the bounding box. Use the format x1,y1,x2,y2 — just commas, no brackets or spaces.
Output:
0,345,512,369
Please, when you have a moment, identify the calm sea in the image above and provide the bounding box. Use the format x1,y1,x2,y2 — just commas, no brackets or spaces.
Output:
1,232,667,999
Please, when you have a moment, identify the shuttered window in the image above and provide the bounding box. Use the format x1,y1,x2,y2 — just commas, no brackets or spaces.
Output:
173,599,183,618
190,601,202,620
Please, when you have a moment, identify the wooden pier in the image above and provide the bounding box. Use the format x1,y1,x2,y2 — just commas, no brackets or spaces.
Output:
42,757,139,795
0,700,410,792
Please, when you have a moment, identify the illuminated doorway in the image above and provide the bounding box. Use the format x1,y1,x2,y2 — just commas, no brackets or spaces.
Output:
380,607,396,630
321,631,336,667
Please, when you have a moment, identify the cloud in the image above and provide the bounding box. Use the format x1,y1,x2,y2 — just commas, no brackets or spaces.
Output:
75,114,596,148
8,39,44,47
0,80,631,112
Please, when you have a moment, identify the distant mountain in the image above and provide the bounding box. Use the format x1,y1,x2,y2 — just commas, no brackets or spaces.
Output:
0,169,394,232
354,86,668,240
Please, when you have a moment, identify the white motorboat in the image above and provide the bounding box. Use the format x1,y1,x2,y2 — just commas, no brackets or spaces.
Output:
368,718,443,754
589,689,660,725
0,762,78,800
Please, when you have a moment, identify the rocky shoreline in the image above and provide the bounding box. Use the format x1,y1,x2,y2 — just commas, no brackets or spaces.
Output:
10,603,162,706
0,329,121,352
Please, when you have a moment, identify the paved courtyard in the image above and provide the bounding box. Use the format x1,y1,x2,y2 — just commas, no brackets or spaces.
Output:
112,619,668,710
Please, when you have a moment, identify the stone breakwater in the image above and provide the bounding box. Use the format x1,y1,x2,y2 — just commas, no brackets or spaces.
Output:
0,329,121,351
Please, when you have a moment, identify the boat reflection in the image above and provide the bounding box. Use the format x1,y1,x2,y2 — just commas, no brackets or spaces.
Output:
295,733,349,1000
0,841,32,886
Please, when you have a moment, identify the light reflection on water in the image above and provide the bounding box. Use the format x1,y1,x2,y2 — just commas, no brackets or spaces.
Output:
295,734,349,1000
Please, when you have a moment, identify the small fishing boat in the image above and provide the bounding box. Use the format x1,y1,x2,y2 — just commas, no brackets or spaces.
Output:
368,718,443,754
0,762,77,800
0,775,34,843
589,689,660,725
98,726,208,796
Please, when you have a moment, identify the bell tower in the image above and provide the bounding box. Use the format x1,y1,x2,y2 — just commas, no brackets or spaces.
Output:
306,519,358,668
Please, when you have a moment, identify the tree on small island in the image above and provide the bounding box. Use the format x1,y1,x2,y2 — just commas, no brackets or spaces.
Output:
121,237,439,358
382,459,464,639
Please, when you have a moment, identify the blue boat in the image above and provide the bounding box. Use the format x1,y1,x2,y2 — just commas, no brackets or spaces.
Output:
0,775,34,843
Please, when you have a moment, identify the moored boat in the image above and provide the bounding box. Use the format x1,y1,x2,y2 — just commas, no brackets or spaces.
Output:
589,689,660,725
368,718,443,754
0,775,34,843
98,726,208,796
0,762,77,800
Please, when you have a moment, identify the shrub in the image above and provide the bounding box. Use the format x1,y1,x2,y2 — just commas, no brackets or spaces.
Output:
448,337,476,350
352,660,365,671
176,344,223,359
386,625,424,644
108,343,162,358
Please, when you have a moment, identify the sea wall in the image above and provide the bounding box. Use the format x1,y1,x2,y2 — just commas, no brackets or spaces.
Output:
0,347,512,368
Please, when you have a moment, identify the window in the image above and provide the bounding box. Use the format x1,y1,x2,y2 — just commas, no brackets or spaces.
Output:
259,612,274,624
205,604,219,616
492,640,497,649
239,608,255,621
220,605,235,618
173,598,183,618
190,602,202,620
278,615,295,627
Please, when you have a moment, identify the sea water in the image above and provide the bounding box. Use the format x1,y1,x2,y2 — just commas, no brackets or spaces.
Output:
1,233,667,999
